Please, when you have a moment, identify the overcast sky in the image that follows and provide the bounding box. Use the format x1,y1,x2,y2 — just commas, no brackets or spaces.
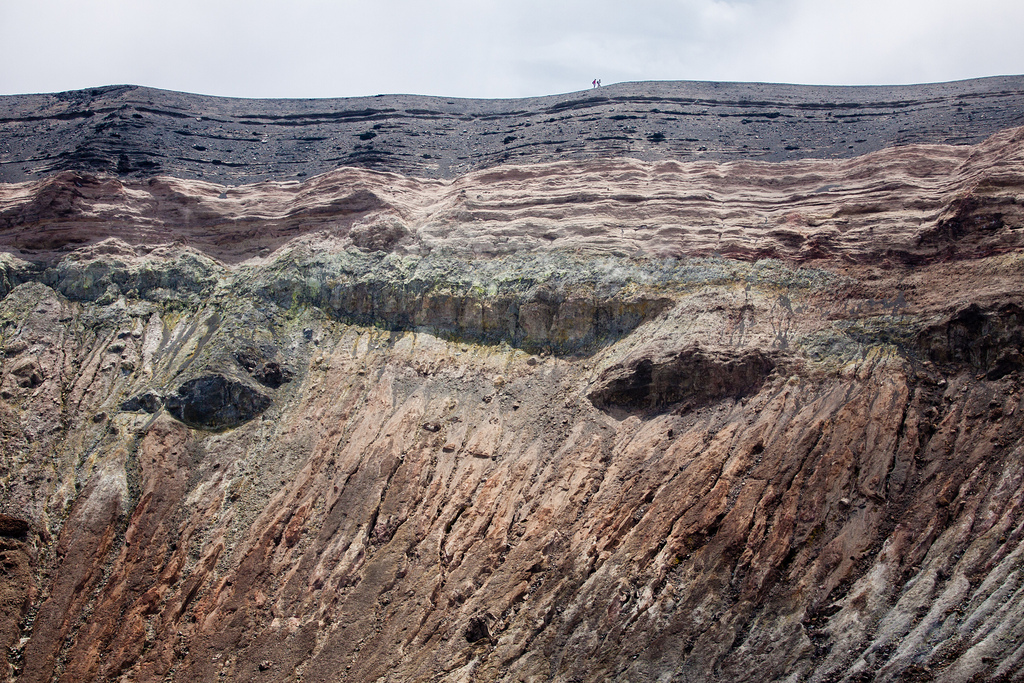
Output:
2,0,1023,99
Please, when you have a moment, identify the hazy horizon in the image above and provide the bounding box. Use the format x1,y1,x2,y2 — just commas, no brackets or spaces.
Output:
2,0,1023,100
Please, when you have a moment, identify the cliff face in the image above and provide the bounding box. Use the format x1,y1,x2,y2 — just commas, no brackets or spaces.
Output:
3,78,1024,184
0,80,1023,683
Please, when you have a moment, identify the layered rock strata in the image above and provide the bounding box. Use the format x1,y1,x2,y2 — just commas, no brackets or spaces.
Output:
0,82,1022,682
2,77,1024,184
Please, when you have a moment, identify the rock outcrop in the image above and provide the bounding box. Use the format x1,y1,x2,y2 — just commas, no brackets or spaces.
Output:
0,80,1023,682
2,77,1024,184
587,345,776,413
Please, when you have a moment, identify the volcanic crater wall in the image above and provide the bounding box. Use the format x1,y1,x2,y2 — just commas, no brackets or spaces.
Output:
3,77,1024,183
0,79,1023,683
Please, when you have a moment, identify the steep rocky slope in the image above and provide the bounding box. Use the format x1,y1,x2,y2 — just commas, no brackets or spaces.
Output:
3,77,1024,184
0,80,1023,682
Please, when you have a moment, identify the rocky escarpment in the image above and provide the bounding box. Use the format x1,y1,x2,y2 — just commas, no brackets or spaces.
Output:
3,77,1024,184
0,81,1023,683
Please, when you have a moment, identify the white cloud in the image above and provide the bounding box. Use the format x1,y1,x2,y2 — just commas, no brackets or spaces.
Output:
0,0,1021,97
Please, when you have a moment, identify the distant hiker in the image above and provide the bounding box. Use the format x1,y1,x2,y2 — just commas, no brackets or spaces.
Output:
597,79,602,87
592,79,597,88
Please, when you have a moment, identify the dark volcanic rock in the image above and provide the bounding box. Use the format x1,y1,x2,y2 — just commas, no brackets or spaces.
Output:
234,347,292,388
120,390,162,413
588,345,776,413
253,361,291,388
464,615,491,643
3,78,1024,184
163,375,271,430
917,303,1024,375
0,514,30,537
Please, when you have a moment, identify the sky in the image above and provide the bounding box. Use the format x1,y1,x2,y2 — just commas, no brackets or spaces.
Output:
2,0,1023,100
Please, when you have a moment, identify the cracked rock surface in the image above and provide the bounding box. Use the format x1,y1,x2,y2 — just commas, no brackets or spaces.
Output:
0,80,1023,682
